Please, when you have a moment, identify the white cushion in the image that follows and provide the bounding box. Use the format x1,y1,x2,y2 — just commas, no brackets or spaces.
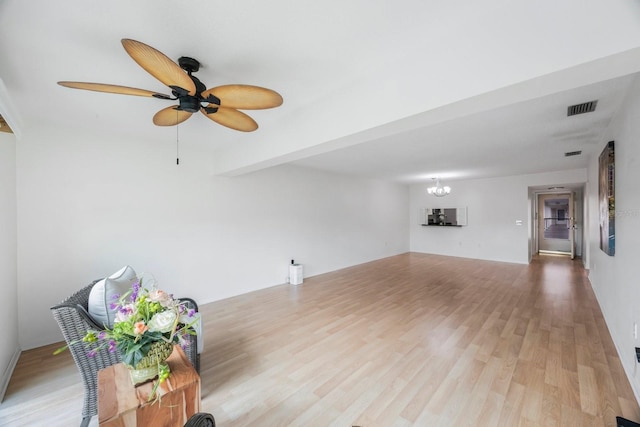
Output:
88,265,137,328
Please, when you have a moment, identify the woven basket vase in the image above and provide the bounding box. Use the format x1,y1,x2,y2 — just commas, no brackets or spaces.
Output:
127,340,174,386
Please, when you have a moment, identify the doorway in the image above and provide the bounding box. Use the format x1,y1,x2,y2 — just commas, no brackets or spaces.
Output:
537,193,575,258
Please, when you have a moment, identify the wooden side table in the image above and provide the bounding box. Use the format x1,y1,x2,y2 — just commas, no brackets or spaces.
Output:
98,345,201,427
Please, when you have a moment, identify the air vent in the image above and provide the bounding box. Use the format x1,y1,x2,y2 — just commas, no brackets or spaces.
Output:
567,100,598,116
564,150,582,157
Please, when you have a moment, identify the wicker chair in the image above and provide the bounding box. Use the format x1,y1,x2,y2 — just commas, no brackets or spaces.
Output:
51,279,201,427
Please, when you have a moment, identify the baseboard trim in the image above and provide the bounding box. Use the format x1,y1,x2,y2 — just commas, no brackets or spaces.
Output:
0,346,21,403
591,281,640,407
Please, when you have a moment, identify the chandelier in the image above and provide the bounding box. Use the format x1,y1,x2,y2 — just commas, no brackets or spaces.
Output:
427,178,451,197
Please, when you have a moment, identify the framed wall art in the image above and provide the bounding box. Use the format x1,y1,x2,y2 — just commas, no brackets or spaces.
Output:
598,140,615,256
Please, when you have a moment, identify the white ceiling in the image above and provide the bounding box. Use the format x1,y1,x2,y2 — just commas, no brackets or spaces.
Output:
293,75,635,183
2,0,640,184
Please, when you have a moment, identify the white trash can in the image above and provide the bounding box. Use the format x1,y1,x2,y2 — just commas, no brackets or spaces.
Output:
289,264,303,285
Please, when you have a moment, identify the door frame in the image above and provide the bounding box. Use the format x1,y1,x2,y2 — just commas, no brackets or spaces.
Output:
531,187,583,260
537,192,574,257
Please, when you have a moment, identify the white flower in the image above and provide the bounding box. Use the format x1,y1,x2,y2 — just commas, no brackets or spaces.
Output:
147,311,177,333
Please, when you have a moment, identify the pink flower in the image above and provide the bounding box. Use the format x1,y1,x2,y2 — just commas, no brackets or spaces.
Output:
133,321,148,335
148,289,173,307
114,304,134,323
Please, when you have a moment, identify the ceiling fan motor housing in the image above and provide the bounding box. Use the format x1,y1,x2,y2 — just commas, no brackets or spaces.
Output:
178,96,201,113
175,68,210,113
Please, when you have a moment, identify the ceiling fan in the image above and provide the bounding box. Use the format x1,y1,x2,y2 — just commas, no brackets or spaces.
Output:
58,39,283,132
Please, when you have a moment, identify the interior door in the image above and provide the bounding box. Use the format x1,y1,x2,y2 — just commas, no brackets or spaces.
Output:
570,194,576,259
538,193,573,255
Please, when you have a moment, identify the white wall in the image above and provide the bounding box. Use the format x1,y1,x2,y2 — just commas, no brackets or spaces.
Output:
16,127,409,350
587,74,640,401
0,132,18,401
409,169,587,264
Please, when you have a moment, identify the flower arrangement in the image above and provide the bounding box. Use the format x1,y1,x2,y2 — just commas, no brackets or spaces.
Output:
58,277,198,399
84,280,197,366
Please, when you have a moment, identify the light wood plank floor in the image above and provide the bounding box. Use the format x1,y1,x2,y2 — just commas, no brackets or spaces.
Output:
2,253,639,426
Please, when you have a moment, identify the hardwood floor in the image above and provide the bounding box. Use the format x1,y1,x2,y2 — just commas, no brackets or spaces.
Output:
2,253,639,426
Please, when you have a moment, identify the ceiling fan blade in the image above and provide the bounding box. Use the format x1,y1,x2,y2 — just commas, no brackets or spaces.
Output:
58,81,172,99
153,106,193,126
121,39,196,96
201,106,258,132
202,85,283,110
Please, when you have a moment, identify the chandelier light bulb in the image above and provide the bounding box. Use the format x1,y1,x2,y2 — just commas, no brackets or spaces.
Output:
427,178,451,197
